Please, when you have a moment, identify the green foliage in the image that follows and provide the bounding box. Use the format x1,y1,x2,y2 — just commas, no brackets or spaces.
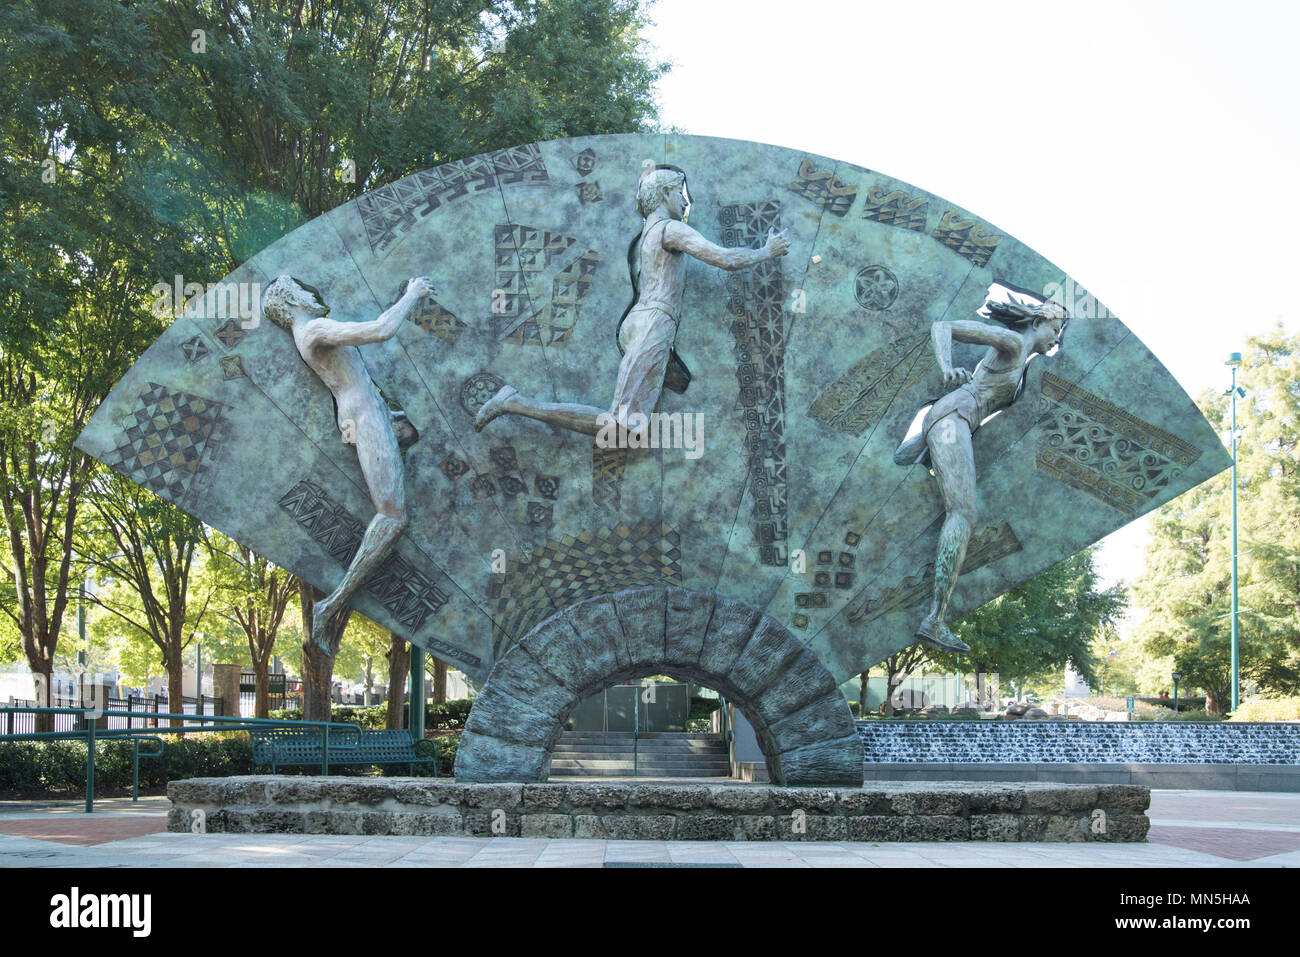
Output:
269,697,475,731
0,735,253,794
1134,329,1300,713
927,547,1126,685
1229,697,1300,722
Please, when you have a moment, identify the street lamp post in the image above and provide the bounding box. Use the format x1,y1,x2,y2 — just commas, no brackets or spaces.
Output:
1225,353,1245,711
1171,670,1182,713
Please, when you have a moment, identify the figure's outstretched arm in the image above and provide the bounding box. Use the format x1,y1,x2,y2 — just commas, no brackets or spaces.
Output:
661,221,789,270
932,319,1021,383
303,277,433,349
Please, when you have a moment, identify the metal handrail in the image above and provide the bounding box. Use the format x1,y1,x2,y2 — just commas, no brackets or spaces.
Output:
718,696,734,777
0,706,363,812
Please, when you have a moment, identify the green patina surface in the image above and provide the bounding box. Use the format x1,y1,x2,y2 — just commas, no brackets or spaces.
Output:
77,133,1230,686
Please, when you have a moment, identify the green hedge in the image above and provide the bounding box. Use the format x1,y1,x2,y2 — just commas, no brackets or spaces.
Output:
268,698,474,731
0,729,462,793
0,736,253,793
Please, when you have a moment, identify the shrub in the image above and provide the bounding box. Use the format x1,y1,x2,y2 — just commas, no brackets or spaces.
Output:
1229,697,1300,722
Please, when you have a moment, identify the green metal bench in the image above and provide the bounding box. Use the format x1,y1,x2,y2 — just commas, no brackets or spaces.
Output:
249,726,438,775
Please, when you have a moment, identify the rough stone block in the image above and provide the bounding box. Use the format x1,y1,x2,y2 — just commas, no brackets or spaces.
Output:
726,618,806,698
463,808,520,836
696,601,760,681
768,787,837,812
777,737,865,787
574,814,675,840
902,816,969,841
749,649,838,725
848,816,904,842
966,787,1026,813
453,730,548,782
391,781,463,807
1096,784,1150,812
737,815,777,841
708,786,771,813
769,689,857,750
1025,786,1097,812
627,784,708,809
553,597,628,682
462,685,557,748
610,587,667,668
567,783,631,811
463,783,524,809
521,813,574,838
522,784,569,810
1092,810,1149,842
970,814,1020,841
482,646,578,727
836,790,893,815
891,790,966,816
675,815,737,841
663,587,714,668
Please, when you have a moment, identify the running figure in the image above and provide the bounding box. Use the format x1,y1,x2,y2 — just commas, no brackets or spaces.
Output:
892,290,1069,654
262,275,429,653
474,166,790,437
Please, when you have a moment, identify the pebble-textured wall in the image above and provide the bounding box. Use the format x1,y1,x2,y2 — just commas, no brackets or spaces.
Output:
857,720,1300,764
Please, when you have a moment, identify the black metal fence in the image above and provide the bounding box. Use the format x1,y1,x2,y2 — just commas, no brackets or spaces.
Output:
238,671,302,716
4,693,223,733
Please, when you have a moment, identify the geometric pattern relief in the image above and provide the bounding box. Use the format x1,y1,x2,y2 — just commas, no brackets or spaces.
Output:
844,521,1023,626
278,479,451,634
492,224,599,346
592,445,629,510
105,382,226,503
853,264,899,311
409,297,466,343
721,198,789,566
486,521,681,659
931,209,1001,268
808,332,932,436
1035,371,1203,516
862,186,929,232
788,157,857,217
355,143,548,255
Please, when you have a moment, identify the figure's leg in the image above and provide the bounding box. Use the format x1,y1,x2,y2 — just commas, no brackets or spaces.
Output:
917,414,977,653
474,385,607,436
312,415,408,652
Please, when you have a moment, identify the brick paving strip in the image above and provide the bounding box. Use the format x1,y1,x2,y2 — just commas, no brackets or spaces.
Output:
0,817,166,846
1147,825,1300,861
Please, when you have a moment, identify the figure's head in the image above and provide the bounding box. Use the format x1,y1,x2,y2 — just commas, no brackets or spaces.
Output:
637,165,689,220
984,297,1070,356
262,275,328,329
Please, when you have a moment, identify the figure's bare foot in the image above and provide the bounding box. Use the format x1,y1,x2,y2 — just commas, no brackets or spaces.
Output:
474,385,518,432
915,614,970,654
312,598,337,654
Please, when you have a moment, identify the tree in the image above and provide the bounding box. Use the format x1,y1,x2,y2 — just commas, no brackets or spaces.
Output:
205,531,294,717
78,470,212,726
386,632,410,730
880,643,932,717
927,547,1127,698
1134,328,1300,712
0,1,211,727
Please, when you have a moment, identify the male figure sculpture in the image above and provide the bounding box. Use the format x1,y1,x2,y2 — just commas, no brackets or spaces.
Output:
892,292,1069,654
262,275,430,652
474,166,790,437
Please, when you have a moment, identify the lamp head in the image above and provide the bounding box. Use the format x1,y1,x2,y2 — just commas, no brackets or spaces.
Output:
1226,352,1242,367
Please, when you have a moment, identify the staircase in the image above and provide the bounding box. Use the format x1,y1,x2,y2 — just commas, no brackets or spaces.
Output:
549,731,731,778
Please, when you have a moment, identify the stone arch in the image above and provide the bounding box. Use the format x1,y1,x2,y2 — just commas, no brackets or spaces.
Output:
454,586,863,786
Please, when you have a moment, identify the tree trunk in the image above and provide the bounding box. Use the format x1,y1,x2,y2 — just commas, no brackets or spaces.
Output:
386,633,409,730
1205,686,1225,716
884,671,897,717
253,657,271,719
28,652,54,733
298,580,352,723
858,670,869,719
432,656,447,705
166,653,185,729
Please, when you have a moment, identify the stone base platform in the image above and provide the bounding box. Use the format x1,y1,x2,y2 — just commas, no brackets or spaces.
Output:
167,777,1150,842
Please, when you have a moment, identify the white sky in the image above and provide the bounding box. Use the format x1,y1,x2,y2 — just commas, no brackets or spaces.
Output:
643,0,1299,590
